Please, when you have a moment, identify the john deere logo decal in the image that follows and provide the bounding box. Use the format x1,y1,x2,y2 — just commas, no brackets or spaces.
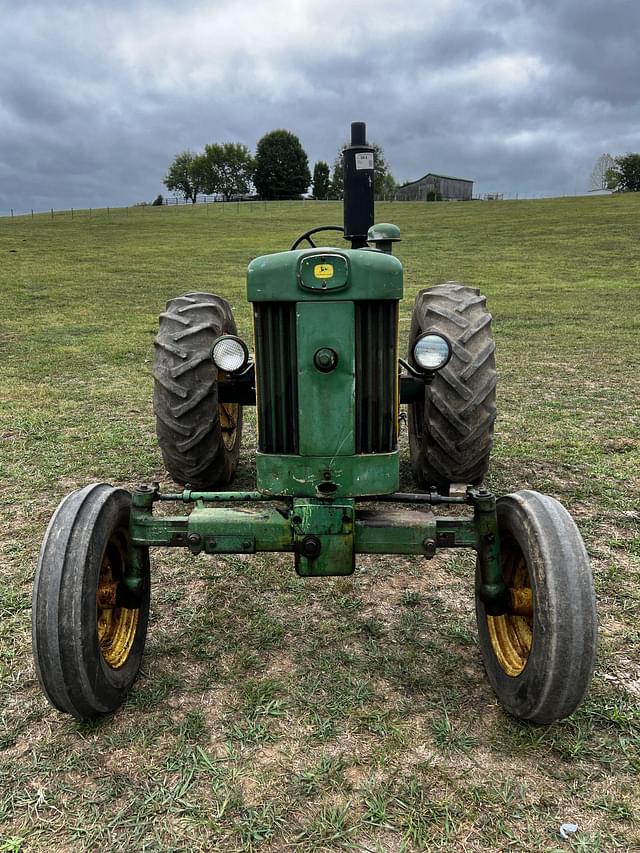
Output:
314,263,333,279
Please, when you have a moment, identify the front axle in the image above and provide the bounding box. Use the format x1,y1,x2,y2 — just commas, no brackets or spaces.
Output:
127,484,512,615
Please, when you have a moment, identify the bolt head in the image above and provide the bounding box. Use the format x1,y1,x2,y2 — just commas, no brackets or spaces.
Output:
314,347,338,373
300,535,322,559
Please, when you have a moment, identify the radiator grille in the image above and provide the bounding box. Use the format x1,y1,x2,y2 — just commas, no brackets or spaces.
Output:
355,300,398,453
254,300,398,456
253,303,299,454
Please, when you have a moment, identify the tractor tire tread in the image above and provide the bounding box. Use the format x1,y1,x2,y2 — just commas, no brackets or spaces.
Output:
153,292,241,488
408,281,497,491
32,484,150,719
476,490,597,723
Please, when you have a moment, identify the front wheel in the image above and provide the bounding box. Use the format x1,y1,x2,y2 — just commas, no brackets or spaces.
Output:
476,490,597,724
32,484,150,719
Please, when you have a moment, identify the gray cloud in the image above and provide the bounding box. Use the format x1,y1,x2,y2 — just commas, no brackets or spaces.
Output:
1,0,639,212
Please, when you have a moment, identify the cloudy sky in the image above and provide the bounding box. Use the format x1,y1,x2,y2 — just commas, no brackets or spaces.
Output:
1,0,638,212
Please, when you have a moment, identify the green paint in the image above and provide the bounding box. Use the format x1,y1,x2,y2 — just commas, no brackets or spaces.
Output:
255,450,399,498
247,247,403,302
435,518,478,548
296,301,355,456
189,506,292,554
355,509,437,554
130,514,188,546
367,222,401,254
132,505,292,553
472,491,508,614
123,541,147,603
293,499,355,577
367,223,401,242
129,489,488,571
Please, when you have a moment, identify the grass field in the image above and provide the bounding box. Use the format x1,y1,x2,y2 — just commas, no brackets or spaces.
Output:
1,196,639,852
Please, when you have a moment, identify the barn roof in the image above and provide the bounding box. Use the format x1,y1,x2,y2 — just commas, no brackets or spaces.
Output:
400,173,474,188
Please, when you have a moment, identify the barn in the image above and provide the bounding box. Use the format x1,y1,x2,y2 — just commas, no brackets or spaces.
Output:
395,173,473,201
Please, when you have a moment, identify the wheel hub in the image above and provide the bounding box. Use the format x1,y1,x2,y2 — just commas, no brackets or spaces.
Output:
97,541,139,670
219,403,239,451
487,542,533,677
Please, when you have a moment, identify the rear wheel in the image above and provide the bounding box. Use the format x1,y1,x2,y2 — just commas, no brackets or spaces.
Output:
32,484,150,719
153,292,242,488
408,282,496,493
476,490,597,724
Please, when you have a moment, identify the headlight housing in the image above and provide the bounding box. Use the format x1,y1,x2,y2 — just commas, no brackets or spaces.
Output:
211,335,249,373
412,333,452,372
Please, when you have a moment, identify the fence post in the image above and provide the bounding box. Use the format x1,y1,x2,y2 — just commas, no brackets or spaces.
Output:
51,208,54,219
71,208,74,219
31,209,34,219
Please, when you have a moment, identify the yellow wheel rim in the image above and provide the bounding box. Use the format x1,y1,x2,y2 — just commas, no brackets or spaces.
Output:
487,534,533,677
97,536,139,670
219,402,239,451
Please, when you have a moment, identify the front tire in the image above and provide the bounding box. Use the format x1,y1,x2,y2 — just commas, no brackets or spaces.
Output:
32,484,150,719
476,490,597,724
153,292,242,489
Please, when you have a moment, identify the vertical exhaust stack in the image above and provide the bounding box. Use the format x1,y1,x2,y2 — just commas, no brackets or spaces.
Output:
343,121,375,249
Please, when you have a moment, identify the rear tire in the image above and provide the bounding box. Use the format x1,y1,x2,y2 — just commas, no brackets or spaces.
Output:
32,484,150,719
153,292,242,488
408,282,496,493
475,490,597,724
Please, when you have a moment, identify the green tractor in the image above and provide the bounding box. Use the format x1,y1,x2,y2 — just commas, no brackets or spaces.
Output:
33,123,597,724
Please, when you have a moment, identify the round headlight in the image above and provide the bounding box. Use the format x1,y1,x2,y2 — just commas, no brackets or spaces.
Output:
211,335,249,373
412,333,451,371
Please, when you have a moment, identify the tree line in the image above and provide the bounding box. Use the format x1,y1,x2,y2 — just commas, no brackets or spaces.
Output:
591,153,640,193
164,129,396,203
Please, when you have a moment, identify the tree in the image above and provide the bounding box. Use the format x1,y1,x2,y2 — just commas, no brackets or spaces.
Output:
590,153,616,191
378,172,397,200
329,142,394,200
606,153,640,192
312,161,330,200
201,142,254,201
164,151,207,203
253,129,311,200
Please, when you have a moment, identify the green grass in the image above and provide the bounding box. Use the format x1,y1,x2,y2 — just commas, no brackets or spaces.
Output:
1,196,639,851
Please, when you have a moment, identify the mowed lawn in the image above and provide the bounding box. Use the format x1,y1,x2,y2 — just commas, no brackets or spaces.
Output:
0,196,639,852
